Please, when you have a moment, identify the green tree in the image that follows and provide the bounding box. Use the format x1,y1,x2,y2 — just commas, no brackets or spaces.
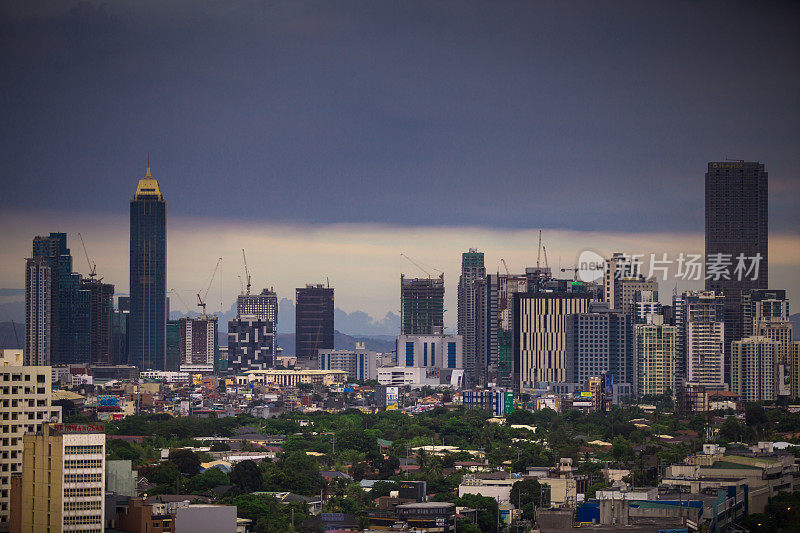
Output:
168,449,202,476
510,479,546,519
230,460,263,493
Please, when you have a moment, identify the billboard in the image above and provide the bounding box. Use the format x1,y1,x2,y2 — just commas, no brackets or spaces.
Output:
386,386,399,410
503,392,514,414
98,395,121,407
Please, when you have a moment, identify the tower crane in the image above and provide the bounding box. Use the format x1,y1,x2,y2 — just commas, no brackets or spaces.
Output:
543,245,550,272
169,288,192,312
535,230,542,275
77,233,97,279
241,249,252,295
196,258,223,316
500,258,510,276
400,253,430,278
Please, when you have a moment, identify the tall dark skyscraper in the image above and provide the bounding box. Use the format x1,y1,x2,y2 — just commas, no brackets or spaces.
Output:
400,274,444,335
81,278,114,365
457,249,485,384
705,161,768,382
129,165,167,370
295,284,334,363
25,233,90,365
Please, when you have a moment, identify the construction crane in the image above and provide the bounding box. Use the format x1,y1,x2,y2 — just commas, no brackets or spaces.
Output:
535,230,542,274
197,258,223,316
169,288,192,313
77,233,97,279
237,275,245,295
560,265,579,281
500,258,510,276
400,253,430,278
241,249,251,296
543,245,550,272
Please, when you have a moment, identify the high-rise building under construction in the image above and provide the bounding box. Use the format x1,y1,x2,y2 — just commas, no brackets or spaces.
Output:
400,274,444,335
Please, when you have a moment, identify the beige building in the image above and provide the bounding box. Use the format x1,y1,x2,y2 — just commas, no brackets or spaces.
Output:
0,350,23,367
0,366,61,525
731,336,779,402
633,320,677,397
17,423,106,533
235,369,347,387
756,321,793,396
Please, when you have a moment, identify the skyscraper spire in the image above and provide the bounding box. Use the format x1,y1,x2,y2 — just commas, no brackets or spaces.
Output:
146,153,151,177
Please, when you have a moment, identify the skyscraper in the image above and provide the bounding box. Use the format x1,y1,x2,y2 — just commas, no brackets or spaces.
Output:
731,336,779,403
514,292,594,387
457,249,486,385
705,161,768,381
81,278,114,365
129,165,167,370
179,315,217,368
24,233,91,365
567,302,632,386
24,258,51,366
295,284,334,363
400,274,444,335
680,291,726,387
237,288,278,325
634,317,677,398
485,273,528,387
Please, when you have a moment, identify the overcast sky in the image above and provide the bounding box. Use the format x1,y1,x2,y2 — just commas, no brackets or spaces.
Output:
1,1,798,325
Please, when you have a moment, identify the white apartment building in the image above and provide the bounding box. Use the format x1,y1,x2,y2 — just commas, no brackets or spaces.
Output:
0,366,62,525
318,348,377,381
634,318,677,397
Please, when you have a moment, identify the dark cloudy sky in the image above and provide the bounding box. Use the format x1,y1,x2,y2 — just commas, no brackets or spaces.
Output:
3,0,798,231
1,0,798,323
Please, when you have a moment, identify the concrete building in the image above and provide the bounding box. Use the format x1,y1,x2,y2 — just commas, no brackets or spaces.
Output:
106,459,137,498
677,291,725,387
18,423,105,533
742,289,789,336
706,161,769,389
80,278,114,365
400,274,444,335
731,336,780,402
484,273,527,387
633,316,677,397
130,165,167,371
236,288,278,325
603,252,640,310
377,367,463,389
397,333,463,371
632,290,661,323
318,347,377,381
295,284,334,363
458,475,514,504
24,258,52,366
515,292,594,389
0,350,23,367
0,366,62,525
567,302,631,386
174,505,237,533
227,317,276,373
235,369,347,387
457,249,486,385
179,316,217,368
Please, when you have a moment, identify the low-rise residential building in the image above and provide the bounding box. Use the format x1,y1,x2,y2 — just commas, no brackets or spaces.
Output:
235,369,347,387
318,347,377,381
